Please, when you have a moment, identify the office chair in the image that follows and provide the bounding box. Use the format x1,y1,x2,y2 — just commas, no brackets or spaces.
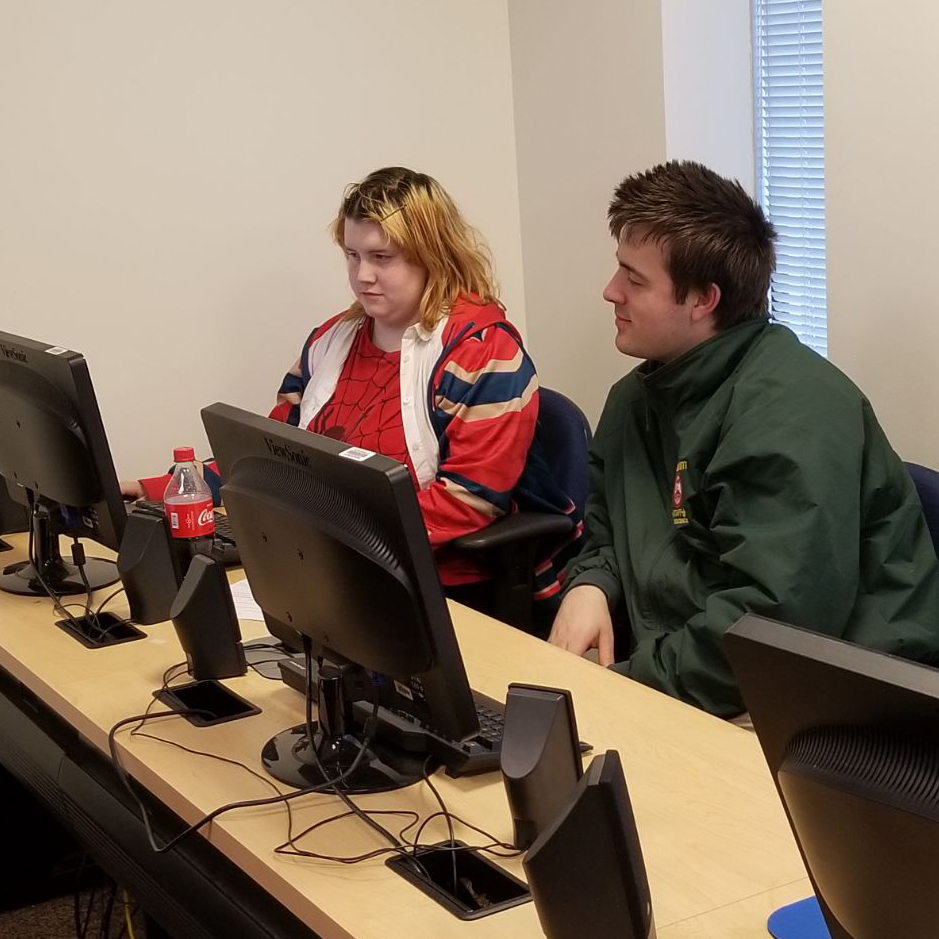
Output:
905,461,939,559
452,388,592,635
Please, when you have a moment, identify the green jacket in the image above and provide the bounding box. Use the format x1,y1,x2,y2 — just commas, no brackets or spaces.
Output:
565,319,939,716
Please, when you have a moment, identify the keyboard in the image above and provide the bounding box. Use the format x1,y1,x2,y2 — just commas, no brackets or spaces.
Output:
133,501,240,566
440,690,511,776
277,657,590,777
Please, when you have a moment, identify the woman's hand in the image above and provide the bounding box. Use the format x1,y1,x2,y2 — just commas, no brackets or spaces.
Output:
120,480,144,501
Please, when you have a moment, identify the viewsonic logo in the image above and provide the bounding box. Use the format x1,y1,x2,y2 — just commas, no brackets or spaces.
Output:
0,344,26,363
264,437,310,467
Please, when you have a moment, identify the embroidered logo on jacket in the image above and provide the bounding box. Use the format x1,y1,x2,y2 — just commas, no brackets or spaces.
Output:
672,460,689,526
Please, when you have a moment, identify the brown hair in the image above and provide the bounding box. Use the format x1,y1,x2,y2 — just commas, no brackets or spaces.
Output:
608,161,776,329
332,167,499,330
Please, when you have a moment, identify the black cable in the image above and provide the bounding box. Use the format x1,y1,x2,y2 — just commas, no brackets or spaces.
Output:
281,679,387,858
107,700,386,855
68,538,137,642
109,649,516,874
246,656,292,678
59,601,100,616
273,810,423,864
271,640,417,866
79,879,99,939
123,659,299,854
73,852,89,939
129,729,289,804
162,661,191,686
95,585,127,618
241,640,286,652
411,810,522,859
90,585,140,640
242,641,291,680
420,755,457,891
99,881,117,939
24,509,133,644
298,640,404,852
273,643,517,871
273,802,520,866
108,662,294,855
25,494,83,629
129,662,190,735
70,536,101,634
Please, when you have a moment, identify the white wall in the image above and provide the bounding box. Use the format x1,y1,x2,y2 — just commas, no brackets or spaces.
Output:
662,0,754,193
508,0,667,425
0,1,525,478
825,1,939,465
20,0,916,480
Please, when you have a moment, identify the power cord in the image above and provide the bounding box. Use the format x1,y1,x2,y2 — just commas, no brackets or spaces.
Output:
71,851,141,939
275,763,521,864
245,656,293,678
274,641,520,877
72,852,93,939
21,491,135,643
107,663,384,855
98,881,118,939
109,648,519,884
69,536,139,642
295,638,407,853
24,495,85,630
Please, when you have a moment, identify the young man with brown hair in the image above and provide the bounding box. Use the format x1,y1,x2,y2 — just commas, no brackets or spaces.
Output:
549,160,939,717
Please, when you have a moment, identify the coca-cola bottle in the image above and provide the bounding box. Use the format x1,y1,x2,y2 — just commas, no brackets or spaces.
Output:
163,447,215,574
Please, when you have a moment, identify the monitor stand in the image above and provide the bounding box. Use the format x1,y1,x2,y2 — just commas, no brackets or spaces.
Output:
261,660,427,794
0,501,119,596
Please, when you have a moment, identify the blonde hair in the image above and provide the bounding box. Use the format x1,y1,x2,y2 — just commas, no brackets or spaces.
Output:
331,167,499,330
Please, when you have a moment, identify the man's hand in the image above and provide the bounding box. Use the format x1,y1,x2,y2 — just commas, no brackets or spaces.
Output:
548,584,616,666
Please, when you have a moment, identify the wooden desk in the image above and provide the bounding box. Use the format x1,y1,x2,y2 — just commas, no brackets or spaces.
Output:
0,534,809,938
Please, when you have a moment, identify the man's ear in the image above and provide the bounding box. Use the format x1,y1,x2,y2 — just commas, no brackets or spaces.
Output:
690,282,721,322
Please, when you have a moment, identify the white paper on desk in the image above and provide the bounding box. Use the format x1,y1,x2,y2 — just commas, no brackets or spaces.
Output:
230,578,265,621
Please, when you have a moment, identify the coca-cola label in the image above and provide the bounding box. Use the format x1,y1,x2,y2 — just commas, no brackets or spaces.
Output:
166,498,215,538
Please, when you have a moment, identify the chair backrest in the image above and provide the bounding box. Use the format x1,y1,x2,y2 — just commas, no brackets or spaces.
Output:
537,388,592,518
905,461,939,558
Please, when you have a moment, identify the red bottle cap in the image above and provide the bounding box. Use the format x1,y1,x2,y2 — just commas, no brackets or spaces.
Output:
173,446,196,462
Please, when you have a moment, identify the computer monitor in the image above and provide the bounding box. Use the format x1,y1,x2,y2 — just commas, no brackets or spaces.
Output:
0,331,126,595
201,401,480,793
724,614,939,939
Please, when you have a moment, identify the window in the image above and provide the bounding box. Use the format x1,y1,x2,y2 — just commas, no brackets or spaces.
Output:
753,0,827,355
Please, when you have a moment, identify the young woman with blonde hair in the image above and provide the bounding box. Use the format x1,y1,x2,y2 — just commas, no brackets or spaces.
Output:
137,167,577,620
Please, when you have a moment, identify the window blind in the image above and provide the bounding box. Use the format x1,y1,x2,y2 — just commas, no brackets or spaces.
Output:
753,0,827,355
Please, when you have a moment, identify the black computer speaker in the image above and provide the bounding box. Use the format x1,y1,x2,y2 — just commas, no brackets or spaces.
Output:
117,509,182,625
523,750,655,939
499,683,584,849
169,554,246,680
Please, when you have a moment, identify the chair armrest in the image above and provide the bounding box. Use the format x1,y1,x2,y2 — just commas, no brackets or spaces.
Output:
452,513,573,553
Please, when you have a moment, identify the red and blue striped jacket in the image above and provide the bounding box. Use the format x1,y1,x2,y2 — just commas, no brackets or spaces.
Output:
272,298,582,605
